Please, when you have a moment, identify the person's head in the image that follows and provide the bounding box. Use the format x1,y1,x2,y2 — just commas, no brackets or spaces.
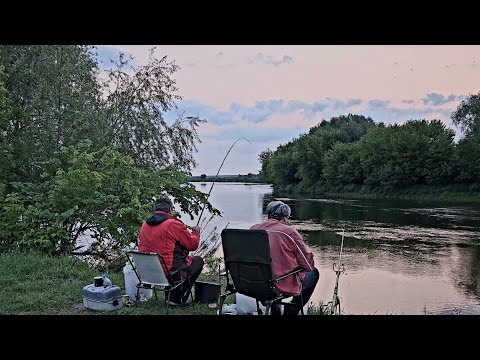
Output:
266,200,291,221
154,196,174,214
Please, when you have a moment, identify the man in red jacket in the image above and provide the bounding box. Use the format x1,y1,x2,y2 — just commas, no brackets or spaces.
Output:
138,196,203,306
250,200,319,315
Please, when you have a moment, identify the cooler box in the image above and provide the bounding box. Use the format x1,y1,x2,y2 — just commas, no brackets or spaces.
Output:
82,284,123,311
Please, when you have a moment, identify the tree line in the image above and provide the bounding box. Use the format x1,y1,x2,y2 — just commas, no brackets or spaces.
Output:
258,107,480,194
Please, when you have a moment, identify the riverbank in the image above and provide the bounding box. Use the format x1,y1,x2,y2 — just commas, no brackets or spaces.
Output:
0,251,325,315
275,184,480,204
0,251,220,315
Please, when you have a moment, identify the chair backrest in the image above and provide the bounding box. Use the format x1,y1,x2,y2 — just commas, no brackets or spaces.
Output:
221,228,277,301
127,251,170,287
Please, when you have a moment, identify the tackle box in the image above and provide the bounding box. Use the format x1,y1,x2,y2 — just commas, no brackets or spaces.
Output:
82,284,123,311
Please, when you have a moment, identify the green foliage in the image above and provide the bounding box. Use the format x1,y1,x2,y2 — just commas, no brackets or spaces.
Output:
258,148,273,182
308,301,331,315
260,114,377,189
309,113,376,142
0,193,25,253
357,120,455,188
0,66,8,123
268,148,300,187
101,48,206,172
259,112,472,194
0,45,103,184
0,46,218,264
323,142,364,185
0,141,219,258
0,66,14,186
293,131,338,187
0,46,206,180
452,92,480,140
454,138,480,183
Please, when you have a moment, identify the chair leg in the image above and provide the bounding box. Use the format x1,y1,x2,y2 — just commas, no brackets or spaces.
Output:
154,288,158,301
166,290,171,315
256,300,263,315
190,288,195,307
218,294,226,315
299,293,305,315
187,277,194,308
135,287,140,307
265,303,271,316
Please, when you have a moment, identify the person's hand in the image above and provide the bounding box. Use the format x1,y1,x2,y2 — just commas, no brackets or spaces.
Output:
192,226,201,233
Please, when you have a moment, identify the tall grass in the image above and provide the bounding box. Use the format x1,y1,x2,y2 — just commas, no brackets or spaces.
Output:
307,301,331,315
0,250,220,315
0,250,98,314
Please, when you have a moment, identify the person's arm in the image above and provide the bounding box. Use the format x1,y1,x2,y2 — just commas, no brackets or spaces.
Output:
169,220,200,251
290,228,315,271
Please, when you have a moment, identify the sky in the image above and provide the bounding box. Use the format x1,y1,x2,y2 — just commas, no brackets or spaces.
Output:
95,45,480,175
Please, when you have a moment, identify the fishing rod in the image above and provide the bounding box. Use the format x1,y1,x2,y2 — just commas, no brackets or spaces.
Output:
329,228,346,315
195,137,251,226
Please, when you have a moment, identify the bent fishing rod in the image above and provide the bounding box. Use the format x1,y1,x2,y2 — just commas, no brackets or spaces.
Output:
329,228,346,315
196,137,251,227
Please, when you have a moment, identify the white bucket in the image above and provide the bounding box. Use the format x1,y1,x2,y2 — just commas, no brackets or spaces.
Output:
123,265,153,301
235,293,309,315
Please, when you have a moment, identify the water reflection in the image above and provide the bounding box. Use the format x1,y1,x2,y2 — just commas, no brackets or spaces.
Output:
187,182,480,315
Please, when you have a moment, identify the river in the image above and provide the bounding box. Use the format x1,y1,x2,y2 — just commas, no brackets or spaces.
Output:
186,182,480,315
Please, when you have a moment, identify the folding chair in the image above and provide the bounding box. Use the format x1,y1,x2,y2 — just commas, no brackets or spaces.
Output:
126,250,195,315
218,229,304,315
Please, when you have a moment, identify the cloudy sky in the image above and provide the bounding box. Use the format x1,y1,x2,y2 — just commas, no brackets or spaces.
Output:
96,45,480,175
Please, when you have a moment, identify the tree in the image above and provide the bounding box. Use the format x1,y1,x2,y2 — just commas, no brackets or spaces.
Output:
0,45,206,179
309,114,376,142
454,138,480,183
268,149,300,188
357,120,455,188
0,46,217,260
323,142,363,185
0,45,103,184
0,141,219,257
452,92,480,140
101,48,205,172
200,174,206,179
258,148,273,182
0,66,13,187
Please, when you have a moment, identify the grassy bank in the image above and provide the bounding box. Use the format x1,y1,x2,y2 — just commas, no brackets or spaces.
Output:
0,251,325,315
0,251,220,315
277,184,480,204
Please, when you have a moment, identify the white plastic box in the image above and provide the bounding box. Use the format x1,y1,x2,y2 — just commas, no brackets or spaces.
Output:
82,284,123,311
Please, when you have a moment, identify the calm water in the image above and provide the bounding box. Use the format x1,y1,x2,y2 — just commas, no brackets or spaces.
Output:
186,182,480,315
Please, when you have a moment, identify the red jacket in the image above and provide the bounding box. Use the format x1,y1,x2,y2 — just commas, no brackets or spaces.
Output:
138,211,200,273
250,219,315,296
